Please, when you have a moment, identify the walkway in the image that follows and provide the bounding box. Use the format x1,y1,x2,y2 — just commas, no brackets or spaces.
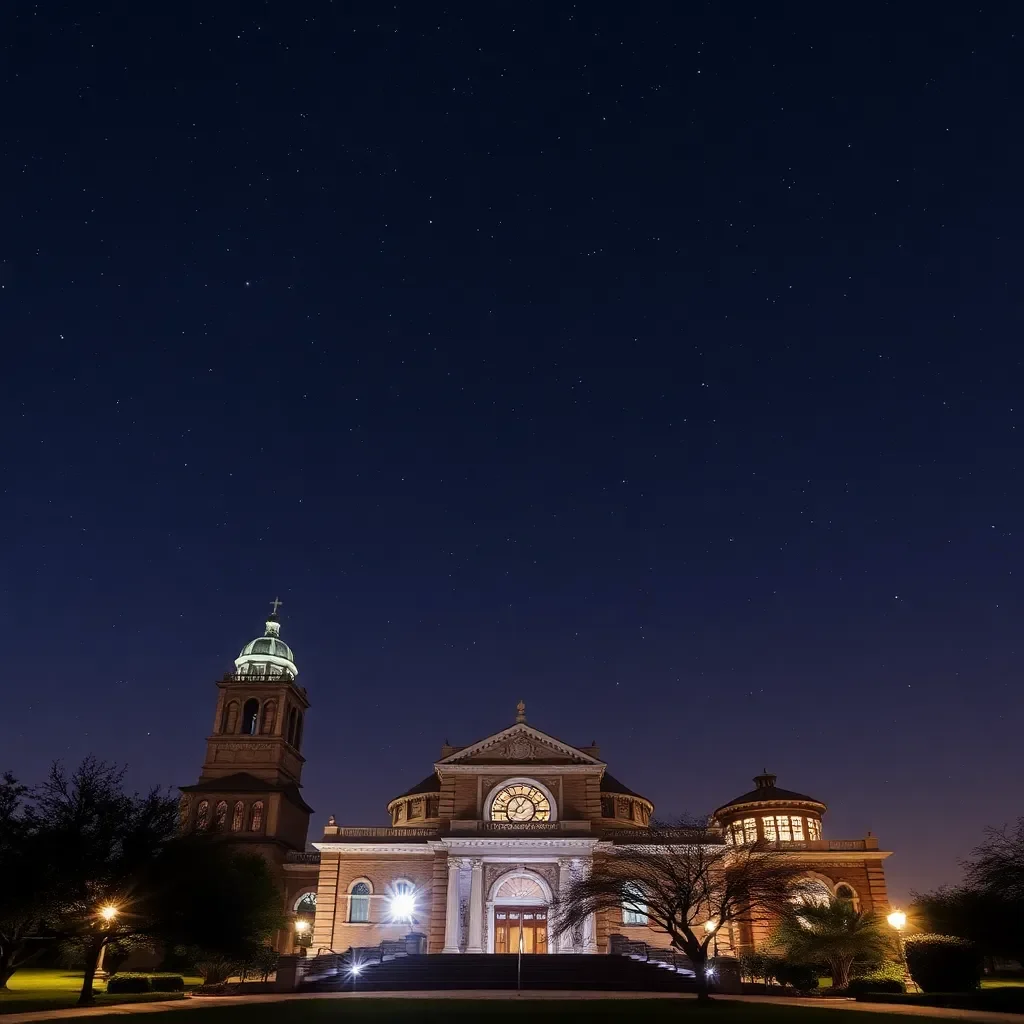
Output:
3,991,1022,1024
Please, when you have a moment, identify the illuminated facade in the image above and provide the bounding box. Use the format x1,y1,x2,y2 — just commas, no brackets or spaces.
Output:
185,611,893,956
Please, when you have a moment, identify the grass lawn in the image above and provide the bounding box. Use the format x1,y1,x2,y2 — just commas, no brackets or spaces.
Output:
0,968,201,1015
53,999,977,1024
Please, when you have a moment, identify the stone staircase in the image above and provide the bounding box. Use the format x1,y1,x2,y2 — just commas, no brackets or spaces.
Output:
300,952,699,992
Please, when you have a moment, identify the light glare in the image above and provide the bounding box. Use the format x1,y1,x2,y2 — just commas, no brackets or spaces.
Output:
390,891,416,921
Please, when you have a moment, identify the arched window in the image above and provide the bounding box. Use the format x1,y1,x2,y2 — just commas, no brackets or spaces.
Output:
286,707,298,746
622,883,648,926
249,800,264,831
349,880,371,923
260,701,277,735
294,892,317,915
241,699,259,735
221,700,240,734
294,712,303,750
834,883,861,910
231,801,244,832
196,800,210,830
214,800,228,830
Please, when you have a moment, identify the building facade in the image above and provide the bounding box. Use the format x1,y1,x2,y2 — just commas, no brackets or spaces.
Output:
185,610,893,956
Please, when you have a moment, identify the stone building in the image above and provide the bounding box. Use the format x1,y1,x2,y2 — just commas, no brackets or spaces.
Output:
184,608,892,956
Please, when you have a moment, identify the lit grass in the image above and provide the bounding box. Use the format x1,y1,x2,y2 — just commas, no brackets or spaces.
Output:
0,968,201,1015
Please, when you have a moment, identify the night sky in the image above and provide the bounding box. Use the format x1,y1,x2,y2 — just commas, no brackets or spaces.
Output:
3,3,1022,905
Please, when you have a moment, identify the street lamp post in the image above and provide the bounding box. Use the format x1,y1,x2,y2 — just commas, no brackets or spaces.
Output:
95,905,120,979
887,910,913,992
704,919,719,959
294,918,310,953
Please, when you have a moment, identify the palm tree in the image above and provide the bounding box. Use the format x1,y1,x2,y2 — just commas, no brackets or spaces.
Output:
773,897,893,990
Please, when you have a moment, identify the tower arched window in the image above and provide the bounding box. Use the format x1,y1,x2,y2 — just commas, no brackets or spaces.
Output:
294,712,304,751
261,700,277,735
286,707,298,746
196,800,210,830
249,800,264,831
231,801,244,832
221,700,240,734
241,699,259,735
348,881,371,923
214,800,228,830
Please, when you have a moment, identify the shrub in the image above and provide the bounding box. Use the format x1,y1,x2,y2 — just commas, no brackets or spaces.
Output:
149,976,185,992
106,974,151,994
739,951,784,984
905,934,982,993
773,963,820,993
848,977,905,994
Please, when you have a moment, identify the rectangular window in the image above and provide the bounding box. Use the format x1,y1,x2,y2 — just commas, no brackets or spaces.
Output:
622,884,649,926
791,816,805,841
730,821,745,845
743,818,757,843
762,816,777,841
409,799,423,819
601,796,615,818
808,818,822,840
777,815,792,841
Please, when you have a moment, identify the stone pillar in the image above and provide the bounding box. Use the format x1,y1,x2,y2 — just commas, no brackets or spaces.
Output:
441,857,463,953
577,857,598,954
466,859,484,953
557,858,576,952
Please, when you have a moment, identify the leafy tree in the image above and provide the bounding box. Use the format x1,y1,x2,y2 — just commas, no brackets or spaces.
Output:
551,819,800,1001
772,897,892,990
29,758,180,1004
0,773,54,988
914,819,1024,961
0,758,285,1004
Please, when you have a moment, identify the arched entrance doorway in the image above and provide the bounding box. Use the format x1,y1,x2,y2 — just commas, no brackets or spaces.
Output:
487,869,553,954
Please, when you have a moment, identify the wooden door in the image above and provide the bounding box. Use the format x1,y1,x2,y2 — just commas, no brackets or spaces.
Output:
494,907,548,953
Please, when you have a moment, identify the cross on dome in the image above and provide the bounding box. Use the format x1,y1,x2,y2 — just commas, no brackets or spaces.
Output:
270,596,283,616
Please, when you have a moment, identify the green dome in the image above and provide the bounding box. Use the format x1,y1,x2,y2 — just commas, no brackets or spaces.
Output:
233,611,298,679
239,635,295,662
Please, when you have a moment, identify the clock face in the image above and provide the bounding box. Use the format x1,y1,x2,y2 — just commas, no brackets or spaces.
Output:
490,783,551,823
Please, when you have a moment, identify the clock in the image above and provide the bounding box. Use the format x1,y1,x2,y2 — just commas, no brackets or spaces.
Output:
490,783,552,822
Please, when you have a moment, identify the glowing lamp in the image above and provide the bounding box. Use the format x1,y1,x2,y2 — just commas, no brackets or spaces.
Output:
887,910,907,931
99,905,120,922
703,919,718,934
294,919,310,934
349,963,363,976
390,890,416,921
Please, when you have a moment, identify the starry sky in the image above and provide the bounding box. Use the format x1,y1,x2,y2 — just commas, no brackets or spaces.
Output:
3,3,1022,904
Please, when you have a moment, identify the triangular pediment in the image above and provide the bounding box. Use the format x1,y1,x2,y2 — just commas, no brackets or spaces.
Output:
436,723,605,768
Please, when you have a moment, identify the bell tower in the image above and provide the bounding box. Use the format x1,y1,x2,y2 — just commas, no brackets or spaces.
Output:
180,600,313,856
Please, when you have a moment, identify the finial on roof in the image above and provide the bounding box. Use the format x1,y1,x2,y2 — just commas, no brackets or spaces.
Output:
515,700,526,724
754,771,777,790
327,814,336,826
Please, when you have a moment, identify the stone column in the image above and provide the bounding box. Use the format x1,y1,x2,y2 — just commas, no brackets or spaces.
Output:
577,857,598,954
557,858,576,952
441,857,463,953
466,859,485,953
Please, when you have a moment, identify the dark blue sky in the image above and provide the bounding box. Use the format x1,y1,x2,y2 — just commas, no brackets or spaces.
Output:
3,3,1022,903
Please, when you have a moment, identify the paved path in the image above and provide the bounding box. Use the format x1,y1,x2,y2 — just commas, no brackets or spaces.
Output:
3,991,1021,1024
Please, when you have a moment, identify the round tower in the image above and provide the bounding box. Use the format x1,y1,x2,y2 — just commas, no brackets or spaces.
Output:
713,772,826,845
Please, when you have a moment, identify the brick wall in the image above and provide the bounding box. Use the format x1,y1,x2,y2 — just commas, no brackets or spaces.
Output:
311,852,435,953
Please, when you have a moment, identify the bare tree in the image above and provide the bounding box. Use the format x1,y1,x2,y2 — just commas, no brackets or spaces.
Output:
551,819,801,1001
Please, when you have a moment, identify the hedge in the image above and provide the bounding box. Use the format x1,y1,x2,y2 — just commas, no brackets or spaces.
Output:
904,934,981,994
